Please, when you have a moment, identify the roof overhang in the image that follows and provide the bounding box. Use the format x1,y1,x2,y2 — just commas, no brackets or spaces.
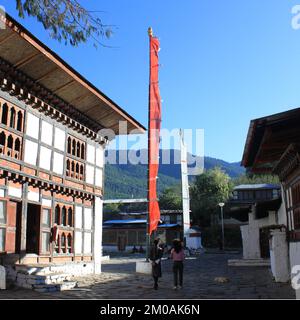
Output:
0,12,146,135
241,107,300,173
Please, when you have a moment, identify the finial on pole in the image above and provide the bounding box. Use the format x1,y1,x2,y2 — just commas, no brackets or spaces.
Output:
148,27,153,37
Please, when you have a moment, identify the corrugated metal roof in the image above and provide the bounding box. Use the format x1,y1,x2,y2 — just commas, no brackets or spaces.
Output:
234,184,280,190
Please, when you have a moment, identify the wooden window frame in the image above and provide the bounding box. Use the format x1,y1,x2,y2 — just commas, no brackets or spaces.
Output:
39,206,52,255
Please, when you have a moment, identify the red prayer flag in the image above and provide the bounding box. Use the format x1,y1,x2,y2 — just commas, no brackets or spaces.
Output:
148,31,161,235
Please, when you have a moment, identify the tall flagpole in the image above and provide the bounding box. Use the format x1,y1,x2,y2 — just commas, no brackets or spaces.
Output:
146,26,153,262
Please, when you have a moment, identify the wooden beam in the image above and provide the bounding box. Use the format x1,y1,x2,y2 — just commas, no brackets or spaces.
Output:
13,51,40,69
52,79,75,94
0,32,16,45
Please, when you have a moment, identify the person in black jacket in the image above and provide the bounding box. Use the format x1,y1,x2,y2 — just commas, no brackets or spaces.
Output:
150,238,164,290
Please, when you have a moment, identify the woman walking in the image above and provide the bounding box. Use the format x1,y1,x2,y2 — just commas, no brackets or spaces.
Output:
150,238,164,290
170,239,185,289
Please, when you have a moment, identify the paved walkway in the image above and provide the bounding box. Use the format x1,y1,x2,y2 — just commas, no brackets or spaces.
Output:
0,253,296,299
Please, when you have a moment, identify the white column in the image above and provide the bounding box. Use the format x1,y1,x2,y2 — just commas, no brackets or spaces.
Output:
241,207,261,259
0,265,6,290
93,196,103,274
270,229,290,282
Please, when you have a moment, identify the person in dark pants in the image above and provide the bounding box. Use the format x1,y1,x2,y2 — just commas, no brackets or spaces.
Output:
170,239,185,290
150,238,164,290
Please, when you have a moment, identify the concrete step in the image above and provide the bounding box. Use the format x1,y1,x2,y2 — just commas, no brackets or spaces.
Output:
228,259,270,267
33,281,77,293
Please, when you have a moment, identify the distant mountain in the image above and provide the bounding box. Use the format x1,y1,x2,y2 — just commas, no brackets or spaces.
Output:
104,149,244,200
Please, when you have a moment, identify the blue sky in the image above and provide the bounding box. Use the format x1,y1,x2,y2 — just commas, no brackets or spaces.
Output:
2,0,300,162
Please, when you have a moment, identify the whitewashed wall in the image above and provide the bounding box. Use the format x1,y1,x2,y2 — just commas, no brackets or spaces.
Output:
24,139,38,165
75,231,82,254
26,113,39,139
75,206,83,229
93,197,103,274
84,208,92,230
86,165,94,185
39,146,52,170
270,229,290,282
241,209,277,260
53,152,64,175
54,127,65,151
41,120,53,145
87,144,95,164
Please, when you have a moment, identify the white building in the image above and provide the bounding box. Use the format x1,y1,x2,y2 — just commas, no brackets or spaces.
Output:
242,108,300,298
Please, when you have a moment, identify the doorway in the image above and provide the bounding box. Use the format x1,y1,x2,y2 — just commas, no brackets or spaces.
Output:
259,227,271,259
26,203,41,254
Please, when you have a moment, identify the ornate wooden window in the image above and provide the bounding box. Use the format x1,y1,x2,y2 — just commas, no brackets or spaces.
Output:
0,130,22,160
66,135,85,160
65,135,85,181
54,203,74,255
0,99,24,132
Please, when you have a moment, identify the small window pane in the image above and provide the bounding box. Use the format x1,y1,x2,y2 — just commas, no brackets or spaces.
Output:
41,232,50,253
0,228,6,251
0,201,6,224
42,209,51,228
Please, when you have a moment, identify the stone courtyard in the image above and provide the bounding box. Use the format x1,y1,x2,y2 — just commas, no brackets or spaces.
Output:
0,253,296,299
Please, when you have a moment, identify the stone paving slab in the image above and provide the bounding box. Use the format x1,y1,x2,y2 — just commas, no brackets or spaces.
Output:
0,253,296,299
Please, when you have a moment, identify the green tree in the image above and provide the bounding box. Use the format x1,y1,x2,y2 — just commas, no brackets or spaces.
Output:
15,0,112,46
233,173,279,186
190,167,233,227
159,185,182,210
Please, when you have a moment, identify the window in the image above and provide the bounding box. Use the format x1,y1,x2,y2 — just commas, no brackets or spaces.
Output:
41,232,50,253
17,111,23,131
55,235,60,254
76,141,80,158
67,208,73,227
81,143,85,160
0,228,5,252
0,201,6,224
1,103,8,125
7,135,13,149
9,107,16,128
55,205,60,225
67,234,72,254
0,101,24,131
54,204,74,255
65,136,85,181
42,208,51,228
74,205,92,255
40,208,51,254
62,206,67,226
61,233,66,253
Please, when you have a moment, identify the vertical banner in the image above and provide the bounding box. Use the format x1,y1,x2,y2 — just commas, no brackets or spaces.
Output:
180,130,191,245
148,28,161,235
